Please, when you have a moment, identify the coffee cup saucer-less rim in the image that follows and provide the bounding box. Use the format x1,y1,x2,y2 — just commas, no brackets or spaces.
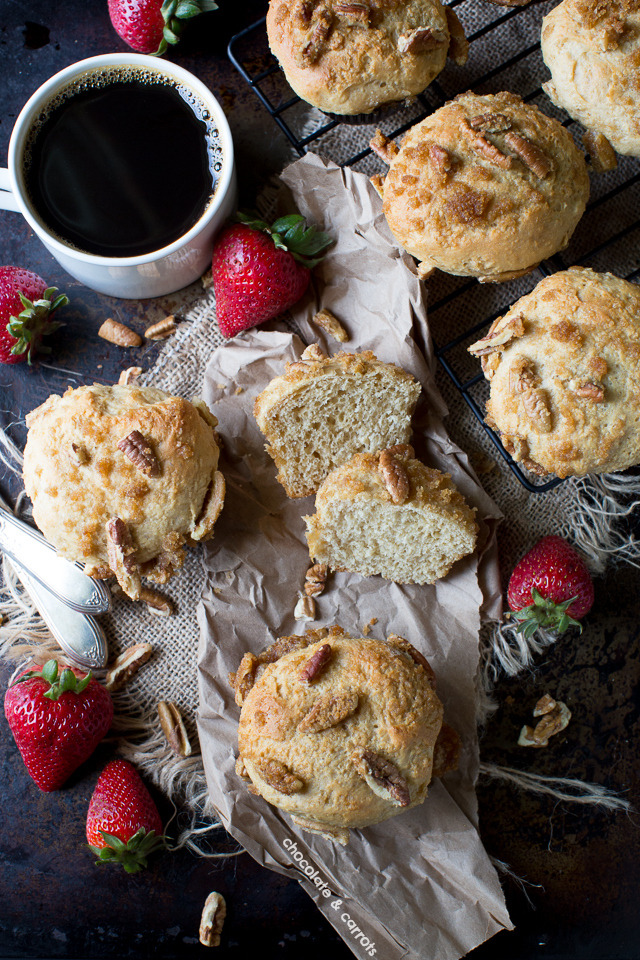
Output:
1,53,235,267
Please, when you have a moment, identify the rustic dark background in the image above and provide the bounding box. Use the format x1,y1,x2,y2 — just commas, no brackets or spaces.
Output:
0,1,639,958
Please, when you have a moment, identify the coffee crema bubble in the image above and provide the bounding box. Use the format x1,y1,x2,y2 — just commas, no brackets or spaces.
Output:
23,66,224,258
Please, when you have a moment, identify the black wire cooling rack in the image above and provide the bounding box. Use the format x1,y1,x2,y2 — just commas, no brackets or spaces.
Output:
228,3,640,493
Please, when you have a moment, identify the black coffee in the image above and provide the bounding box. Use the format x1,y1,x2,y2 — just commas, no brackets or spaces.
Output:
24,68,222,258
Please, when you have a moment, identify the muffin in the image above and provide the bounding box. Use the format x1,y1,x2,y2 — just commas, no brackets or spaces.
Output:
468,267,640,477
266,0,467,117
542,0,640,157
232,626,458,843
23,384,225,599
254,344,421,498
304,445,478,583
375,91,590,282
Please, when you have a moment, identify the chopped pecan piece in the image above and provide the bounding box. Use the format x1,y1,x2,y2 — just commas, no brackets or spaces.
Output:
312,308,349,343
533,693,557,717
105,642,153,691
298,691,359,733
398,26,447,54
481,351,501,381
158,701,192,758
230,652,259,706
518,700,571,747
118,366,143,385
504,132,552,178
387,634,436,685
429,143,452,174
508,358,539,393
295,594,316,621
462,119,512,169
235,756,250,780
304,563,328,597
522,457,548,477
140,586,174,616
431,722,461,778
199,892,226,948
468,313,525,357
256,758,304,794
583,130,617,174
445,7,469,65
105,518,141,599
299,643,332,683
469,112,511,134
353,749,410,806
117,430,160,478
260,633,317,665
369,129,399,165
71,442,90,465
386,443,415,460
379,449,410,504
300,7,333,62
575,381,605,402
335,1,370,23
98,318,142,347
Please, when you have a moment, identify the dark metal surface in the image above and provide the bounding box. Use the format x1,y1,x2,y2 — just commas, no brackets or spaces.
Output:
0,2,639,959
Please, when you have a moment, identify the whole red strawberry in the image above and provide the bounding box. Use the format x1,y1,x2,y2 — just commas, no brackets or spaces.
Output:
212,213,333,338
87,759,164,873
108,0,218,55
0,266,67,365
507,535,594,637
4,659,113,791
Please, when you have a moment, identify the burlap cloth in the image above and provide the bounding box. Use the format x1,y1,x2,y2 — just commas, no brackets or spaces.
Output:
1,0,638,935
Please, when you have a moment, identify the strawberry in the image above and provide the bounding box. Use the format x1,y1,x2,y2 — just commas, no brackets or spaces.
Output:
0,266,67,364
3,659,113,791
108,0,218,56
87,759,165,873
507,535,595,638
211,213,333,338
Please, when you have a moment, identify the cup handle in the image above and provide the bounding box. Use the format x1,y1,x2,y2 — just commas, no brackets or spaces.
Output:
0,168,21,212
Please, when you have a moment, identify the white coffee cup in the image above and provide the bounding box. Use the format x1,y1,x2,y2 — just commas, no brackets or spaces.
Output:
0,54,237,299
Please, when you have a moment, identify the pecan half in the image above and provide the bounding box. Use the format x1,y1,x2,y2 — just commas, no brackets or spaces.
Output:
304,563,328,597
144,315,177,340
522,387,552,433
298,691,359,733
445,7,469,65
312,308,349,343
299,643,332,683
387,634,436,686
300,7,333,62
230,652,259,706
191,471,225,541
379,449,410,504
158,701,192,758
353,749,410,806
140,586,175,617
369,129,399,165
504,132,552,178
98,318,142,347
105,642,153,691
256,758,304,794
468,313,525,357
117,430,160,478
583,130,617,174
335,1,370,23
199,892,226,948
575,381,605,402
105,518,141,599
398,26,447,54
462,119,512,169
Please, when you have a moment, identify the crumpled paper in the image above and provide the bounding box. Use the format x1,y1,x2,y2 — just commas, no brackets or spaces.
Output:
196,153,512,960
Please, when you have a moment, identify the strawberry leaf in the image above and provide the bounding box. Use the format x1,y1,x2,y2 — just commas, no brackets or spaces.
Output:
90,829,166,873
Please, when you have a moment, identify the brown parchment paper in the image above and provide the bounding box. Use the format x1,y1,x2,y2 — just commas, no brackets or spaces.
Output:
196,153,513,960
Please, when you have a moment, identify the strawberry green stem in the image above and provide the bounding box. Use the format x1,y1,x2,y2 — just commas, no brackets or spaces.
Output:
90,828,166,873
509,588,582,638
12,659,91,700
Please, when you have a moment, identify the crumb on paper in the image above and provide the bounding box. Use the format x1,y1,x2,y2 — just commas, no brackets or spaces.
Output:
235,386,244,395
